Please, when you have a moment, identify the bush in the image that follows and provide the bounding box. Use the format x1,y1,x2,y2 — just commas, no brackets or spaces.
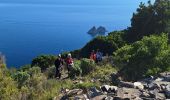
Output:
31,55,56,71
114,34,170,81
27,67,41,77
70,31,127,58
0,69,19,100
73,82,99,90
25,71,48,100
86,64,117,84
12,71,30,88
80,36,118,58
19,65,31,72
44,66,56,79
80,58,96,76
69,60,82,78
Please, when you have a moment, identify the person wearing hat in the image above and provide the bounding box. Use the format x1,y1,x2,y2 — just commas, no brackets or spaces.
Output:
55,54,64,79
65,53,74,74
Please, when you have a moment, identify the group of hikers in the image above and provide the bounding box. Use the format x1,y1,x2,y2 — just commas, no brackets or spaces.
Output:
54,50,103,79
90,49,103,63
54,53,74,79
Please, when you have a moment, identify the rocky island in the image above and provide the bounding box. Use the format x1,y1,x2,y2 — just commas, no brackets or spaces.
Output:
87,26,107,36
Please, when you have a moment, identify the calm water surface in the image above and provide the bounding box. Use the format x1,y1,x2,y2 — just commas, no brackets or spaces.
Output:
0,0,151,67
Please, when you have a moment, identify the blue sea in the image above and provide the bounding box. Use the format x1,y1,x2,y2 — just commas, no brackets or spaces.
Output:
0,0,152,67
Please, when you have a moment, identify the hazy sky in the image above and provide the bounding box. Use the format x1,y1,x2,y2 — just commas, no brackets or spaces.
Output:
0,0,154,5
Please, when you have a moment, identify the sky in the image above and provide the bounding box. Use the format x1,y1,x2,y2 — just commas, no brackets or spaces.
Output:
0,0,154,6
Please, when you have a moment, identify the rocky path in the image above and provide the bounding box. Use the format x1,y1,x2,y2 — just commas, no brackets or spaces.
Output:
54,72,170,100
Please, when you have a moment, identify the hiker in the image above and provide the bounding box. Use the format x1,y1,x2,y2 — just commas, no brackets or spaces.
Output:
65,53,74,73
96,49,103,63
55,54,64,79
90,50,96,61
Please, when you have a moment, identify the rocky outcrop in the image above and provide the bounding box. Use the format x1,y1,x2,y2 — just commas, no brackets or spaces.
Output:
97,26,107,35
87,26,107,36
87,26,97,35
55,72,170,100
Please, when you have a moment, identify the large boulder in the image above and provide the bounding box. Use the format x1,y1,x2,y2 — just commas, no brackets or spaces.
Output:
141,76,154,84
140,91,152,99
74,94,88,100
87,87,103,98
147,90,166,100
117,87,142,99
159,72,170,82
67,89,83,97
104,96,114,100
155,93,166,100
100,85,118,94
133,82,144,90
91,95,107,100
147,82,162,91
165,84,170,98
119,81,134,88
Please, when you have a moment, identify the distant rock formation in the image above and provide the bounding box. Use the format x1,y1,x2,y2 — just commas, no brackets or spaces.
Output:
87,26,97,35
96,26,107,35
87,26,107,36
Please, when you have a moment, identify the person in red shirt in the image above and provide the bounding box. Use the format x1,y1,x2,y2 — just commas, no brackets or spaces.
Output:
65,53,74,73
90,50,96,61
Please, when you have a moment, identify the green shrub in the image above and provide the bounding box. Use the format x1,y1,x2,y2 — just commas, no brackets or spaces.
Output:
19,65,31,72
0,69,19,100
12,71,30,88
0,64,6,69
70,31,127,58
69,60,82,78
80,58,96,76
80,36,117,58
73,82,99,90
86,64,117,83
114,34,170,81
27,67,41,77
44,66,56,79
31,55,56,71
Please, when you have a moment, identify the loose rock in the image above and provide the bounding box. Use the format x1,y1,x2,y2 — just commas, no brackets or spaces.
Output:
134,82,144,90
